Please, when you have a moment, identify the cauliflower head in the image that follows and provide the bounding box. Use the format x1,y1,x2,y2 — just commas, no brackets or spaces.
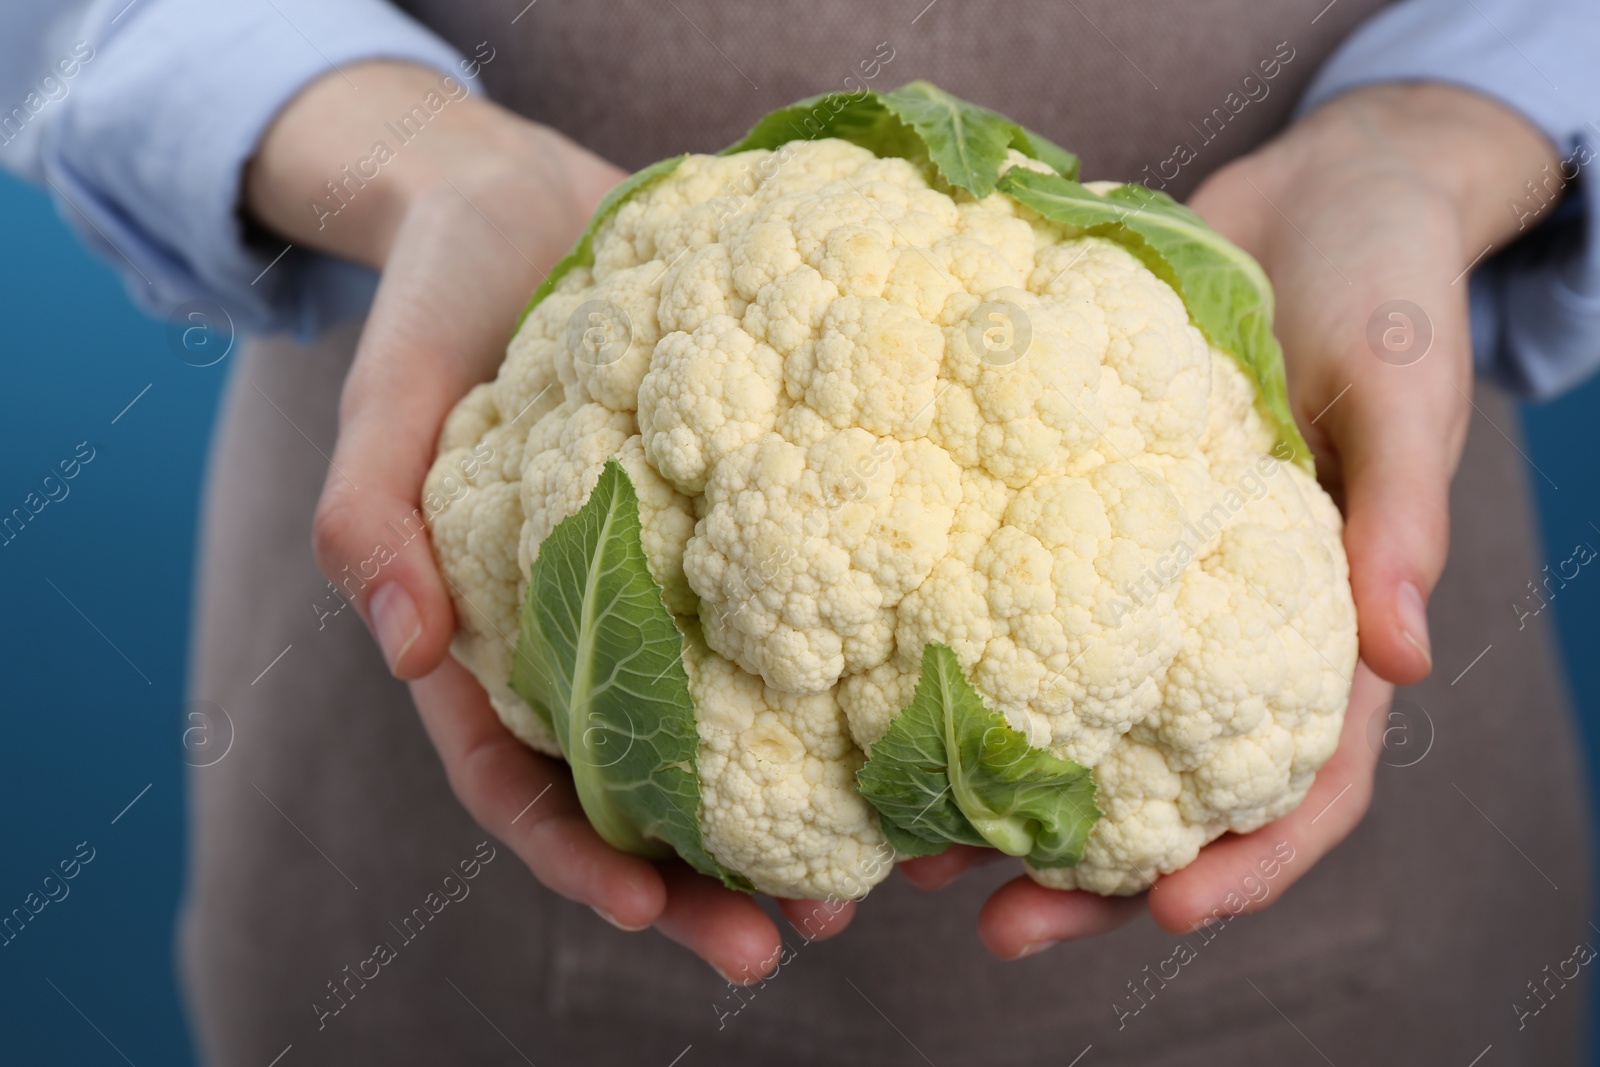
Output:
426,84,1356,900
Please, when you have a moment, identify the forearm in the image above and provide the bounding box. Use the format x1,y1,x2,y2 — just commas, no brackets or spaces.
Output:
244,62,607,270
1280,82,1560,257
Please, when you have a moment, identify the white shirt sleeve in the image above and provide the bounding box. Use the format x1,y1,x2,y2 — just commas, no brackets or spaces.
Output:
5,0,476,337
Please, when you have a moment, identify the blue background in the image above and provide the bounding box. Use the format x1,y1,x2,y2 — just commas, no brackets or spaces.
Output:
1,168,1598,1063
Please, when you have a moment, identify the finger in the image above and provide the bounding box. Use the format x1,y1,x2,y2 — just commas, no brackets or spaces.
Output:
312,150,579,680
654,864,785,984
1268,181,1471,687
775,897,857,941
978,878,1145,960
897,845,1003,890
313,225,538,679
1323,274,1469,684
1332,382,1462,684
410,655,667,929
1147,661,1388,933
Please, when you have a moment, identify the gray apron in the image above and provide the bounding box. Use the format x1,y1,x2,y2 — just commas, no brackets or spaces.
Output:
179,3,1592,1064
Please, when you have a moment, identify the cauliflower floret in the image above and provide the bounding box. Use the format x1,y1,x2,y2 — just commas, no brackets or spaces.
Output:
689,637,888,899
1035,239,1213,457
426,133,1357,899
428,385,562,756
687,430,961,693
783,296,943,440
1030,419,1355,893
931,287,1106,488
658,244,749,334
1045,740,1210,895
638,315,784,494
567,262,667,413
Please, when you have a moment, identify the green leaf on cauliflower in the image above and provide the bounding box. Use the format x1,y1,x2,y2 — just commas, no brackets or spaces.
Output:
880,80,1080,193
720,79,1079,195
996,168,1312,469
857,643,1101,868
509,458,749,889
514,154,688,329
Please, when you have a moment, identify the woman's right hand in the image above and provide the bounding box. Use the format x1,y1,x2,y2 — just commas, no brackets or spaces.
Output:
247,62,853,982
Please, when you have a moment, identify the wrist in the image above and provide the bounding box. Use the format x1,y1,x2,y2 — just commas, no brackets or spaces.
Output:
245,62,570,268
1266,82,1560,255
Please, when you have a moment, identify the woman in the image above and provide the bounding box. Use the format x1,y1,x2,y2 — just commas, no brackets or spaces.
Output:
5,0,1596,1062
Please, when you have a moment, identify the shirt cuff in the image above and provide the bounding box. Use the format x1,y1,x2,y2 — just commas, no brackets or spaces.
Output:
1296,0,1600,399
41,0,475,338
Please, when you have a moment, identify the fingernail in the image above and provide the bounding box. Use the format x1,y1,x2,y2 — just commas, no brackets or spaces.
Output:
1396,581,1432,669
712,962,760,986
591,905,649,933
369,583,422,676
1012,939,1060,960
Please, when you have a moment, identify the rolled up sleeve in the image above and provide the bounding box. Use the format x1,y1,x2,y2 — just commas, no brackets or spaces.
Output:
37,0,471,337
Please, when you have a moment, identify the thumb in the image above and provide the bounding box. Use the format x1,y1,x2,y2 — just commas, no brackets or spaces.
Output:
312,188,554,678
310,377,463,681
311,332,491,680
1322,297,1471,686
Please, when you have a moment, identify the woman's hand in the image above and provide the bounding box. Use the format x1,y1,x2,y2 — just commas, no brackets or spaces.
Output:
247,62,852,982
905,82,1560,955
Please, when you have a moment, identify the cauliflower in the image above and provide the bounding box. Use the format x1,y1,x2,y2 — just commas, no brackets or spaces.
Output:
425,83,1356,900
